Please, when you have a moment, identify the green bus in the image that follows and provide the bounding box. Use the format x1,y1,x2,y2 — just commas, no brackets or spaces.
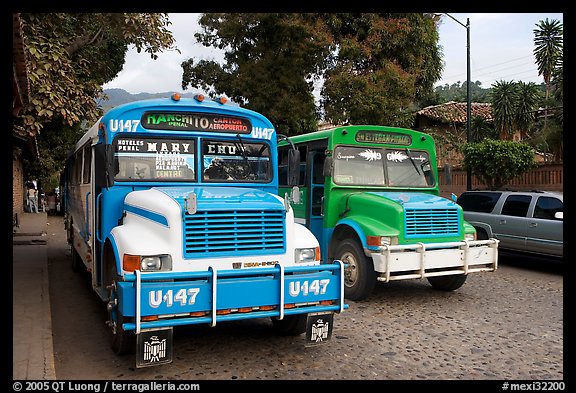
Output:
278,125,498,301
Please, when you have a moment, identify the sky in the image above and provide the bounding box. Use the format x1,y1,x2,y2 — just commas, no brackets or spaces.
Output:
103,13,564,95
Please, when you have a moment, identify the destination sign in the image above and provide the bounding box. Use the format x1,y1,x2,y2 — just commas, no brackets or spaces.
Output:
142,111,252,134
355,130,412,145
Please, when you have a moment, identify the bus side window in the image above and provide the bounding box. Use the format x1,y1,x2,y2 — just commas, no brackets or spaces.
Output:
312,153,325,185
82,144,92,184
278,147,288,186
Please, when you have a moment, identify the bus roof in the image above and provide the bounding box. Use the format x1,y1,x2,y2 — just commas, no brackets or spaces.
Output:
71,95,276,153
101,96,274,127
281,125,433,145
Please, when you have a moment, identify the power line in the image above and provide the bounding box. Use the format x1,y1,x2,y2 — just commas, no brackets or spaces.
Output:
442,57,536,81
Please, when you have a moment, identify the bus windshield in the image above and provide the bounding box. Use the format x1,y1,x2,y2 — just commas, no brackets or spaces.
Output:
202,138,272,182
333,146,434,187
114,136,273,183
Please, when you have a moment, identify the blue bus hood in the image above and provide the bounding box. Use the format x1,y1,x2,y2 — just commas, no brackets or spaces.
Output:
366,191,460,209
154,186,285,211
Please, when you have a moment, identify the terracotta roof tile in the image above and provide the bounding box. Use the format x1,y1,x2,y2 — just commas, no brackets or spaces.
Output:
416,101,492,124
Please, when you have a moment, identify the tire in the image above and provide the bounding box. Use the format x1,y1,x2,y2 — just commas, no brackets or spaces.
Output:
110,311,135,356
427,274,467,291
70,231,84,273
105,246,135,355
70,244,86,273
335,238,376,301
271,314,307,336
475,228,489,240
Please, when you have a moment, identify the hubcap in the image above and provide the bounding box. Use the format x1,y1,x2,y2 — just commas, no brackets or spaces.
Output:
341,251,358,287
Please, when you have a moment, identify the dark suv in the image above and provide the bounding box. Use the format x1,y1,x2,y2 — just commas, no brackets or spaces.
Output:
456,190,563,259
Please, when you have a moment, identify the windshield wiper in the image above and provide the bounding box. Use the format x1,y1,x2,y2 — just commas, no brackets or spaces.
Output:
235,134,248,161
405,148,421,176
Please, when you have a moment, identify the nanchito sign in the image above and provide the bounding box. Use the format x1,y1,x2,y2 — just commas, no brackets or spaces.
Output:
355,130,412,145
142,111,252,134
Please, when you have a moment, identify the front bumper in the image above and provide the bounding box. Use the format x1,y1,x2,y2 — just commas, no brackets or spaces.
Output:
369,239,499,282
117,261,348,333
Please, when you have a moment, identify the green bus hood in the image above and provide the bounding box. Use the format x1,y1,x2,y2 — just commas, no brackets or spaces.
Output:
337,191,462,242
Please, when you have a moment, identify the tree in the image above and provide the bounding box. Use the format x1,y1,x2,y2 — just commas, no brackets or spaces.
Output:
181,13,332,136
533,18,563,102
490,80,541,141
320,13,443,128
462,139,537,190
18,13,177,184
515,81,541,140
25,120,85,191
433,81,491,105
490,80,518,140
182,13,443,135
533,18,562,139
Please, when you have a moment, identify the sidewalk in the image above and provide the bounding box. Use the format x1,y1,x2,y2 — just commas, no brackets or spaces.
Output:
13,211,56,380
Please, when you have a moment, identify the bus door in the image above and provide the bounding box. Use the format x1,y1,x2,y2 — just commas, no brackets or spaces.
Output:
307,147,327,252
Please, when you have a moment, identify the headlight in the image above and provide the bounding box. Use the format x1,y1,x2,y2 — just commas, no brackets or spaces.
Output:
122,254,173,272
380,236,392,246
367,236,397,247
465,233,476,241
142,255,172,271
295,247,320,263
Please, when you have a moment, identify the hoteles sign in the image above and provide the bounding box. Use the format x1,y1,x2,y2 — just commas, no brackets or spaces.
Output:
142,111,252,134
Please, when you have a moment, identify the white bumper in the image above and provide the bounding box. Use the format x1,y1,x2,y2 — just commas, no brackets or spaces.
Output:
370,239,499,282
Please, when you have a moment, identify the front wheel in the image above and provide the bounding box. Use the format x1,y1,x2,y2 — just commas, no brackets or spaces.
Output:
271,314,307,336
71,244,84,273
427,274,467,291
335,239,376,301
105,246,135,355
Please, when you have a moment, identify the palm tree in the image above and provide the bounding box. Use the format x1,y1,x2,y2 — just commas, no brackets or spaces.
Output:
534,18,563,136
533,18,563,102
515,82,541,140
491,80,518,140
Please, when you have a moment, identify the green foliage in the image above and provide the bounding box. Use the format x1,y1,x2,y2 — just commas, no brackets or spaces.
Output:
320,13,443,127
463,139,537,190
432,81,491,104
490,80,542,140
182,13,330,135
18,13,177,183
183,13,443,134
24,120,85,191
533,18,563,99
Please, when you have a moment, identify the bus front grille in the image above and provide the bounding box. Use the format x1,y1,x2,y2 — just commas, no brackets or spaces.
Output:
183,210,286,257
405,208,460,238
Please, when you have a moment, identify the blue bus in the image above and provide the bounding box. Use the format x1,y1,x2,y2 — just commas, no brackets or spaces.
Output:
61,93,346,367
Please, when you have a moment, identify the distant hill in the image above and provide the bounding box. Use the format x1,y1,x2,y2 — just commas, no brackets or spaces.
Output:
99,88,199,112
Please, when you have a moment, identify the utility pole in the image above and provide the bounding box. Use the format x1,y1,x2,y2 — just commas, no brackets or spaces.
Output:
445,14,472,191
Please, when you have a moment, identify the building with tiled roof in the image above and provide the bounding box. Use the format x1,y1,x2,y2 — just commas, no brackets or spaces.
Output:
414,101,494,169
415,101,492,124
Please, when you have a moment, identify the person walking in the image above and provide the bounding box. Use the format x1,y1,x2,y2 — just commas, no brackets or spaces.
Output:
26,183,39,213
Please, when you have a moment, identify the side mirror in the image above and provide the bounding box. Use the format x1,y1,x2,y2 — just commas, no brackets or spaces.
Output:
107,144,117,187
287,149,300,186
94,144,115,189
323,156,333,177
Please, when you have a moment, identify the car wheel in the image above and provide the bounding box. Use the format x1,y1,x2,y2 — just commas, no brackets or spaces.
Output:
105,246,134,355
475,228,489,240
427,274,467,291
271,314,307,336
335,239,376,301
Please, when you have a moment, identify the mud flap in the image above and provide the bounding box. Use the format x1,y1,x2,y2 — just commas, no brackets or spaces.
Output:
305,312,334,347
136,327,173,368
